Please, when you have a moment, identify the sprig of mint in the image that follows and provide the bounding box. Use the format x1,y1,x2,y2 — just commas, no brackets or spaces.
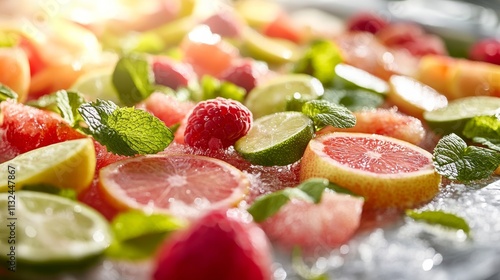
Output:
112,54,155,106
301,100,356,131
321,88,384,112
463,115,500,152
78,99,173,156
194,75,246,102
0,84,18,102
293,39,343,86
406,209,470,237
247,178,358,222
106,210,187,260
28,90,85,127
433,133,500,182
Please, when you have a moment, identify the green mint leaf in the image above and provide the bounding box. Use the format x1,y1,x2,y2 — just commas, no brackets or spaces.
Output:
433,133,500,182
0,84,18,102
247,191,291,222
296,178,329,203
78,99,173,156
28,90,85,127
106,210,187,260
406,210,470,237
322,88,384,112
463,115,500,152
326,182,362,197
302,100,356,131
112,54,154,106
23,184,77,200
293,39,342,86
198,75,245,102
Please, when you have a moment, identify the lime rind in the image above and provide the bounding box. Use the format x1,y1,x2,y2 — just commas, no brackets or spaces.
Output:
235,111,314,166
0,191,111,271
423,96,500,136
332,63,389,96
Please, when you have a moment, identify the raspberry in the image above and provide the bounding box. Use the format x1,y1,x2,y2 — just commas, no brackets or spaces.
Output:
184,98,252,150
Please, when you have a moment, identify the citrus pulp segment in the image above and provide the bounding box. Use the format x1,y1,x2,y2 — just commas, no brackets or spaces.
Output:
0,191,111,270
244,74,324,119
0,138,96,193
300,132,441,209
423,96,500,137
98,154,249,218
234,111,314,166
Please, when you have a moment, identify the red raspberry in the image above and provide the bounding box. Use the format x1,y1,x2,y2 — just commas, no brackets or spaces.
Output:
184,97,252,150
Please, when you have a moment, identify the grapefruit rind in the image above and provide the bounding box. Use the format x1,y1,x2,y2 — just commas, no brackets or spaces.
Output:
300,132,441,209
98,154,249,217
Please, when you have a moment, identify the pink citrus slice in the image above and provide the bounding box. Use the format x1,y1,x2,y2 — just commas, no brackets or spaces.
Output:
99,154,249,218
300,132,441,209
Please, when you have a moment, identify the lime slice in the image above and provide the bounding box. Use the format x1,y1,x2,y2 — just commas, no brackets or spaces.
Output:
333,63,389,96
242,27,300,65
423,96,500,136
245,74,324,119
235,0,282,28
146,15,198,47
0,191,111,272
70,69,122,105
0,138,96,193
235,111,314,166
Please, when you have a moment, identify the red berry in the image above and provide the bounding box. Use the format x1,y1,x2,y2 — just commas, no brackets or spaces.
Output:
184,97,252,150
219,59,269,93
469,38,500,65
346,12,389,34
152,56,197,90
152,208,273,280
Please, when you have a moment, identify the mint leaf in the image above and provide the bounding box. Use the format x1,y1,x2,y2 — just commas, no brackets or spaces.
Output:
106,210,187,260
293,39,342,86
406,209,470,237
78,99,173,156
302,100,356,131
322,88,384,111
0,84,18,102
296,178,329,203
197,75,245,102
112,54,154,106
28,90,85,127
247,191,291,222
433,133,500,182
23,184,77,200
463,115,500,152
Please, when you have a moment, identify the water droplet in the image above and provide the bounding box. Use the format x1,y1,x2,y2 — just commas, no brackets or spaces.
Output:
422,258,434,271
73,205,82,213
25,226,37,238
93,231,105,242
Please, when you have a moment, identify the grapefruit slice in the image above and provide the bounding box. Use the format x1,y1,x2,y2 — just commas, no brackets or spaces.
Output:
300,132,441,209
98,154,249,218
260,190,363,252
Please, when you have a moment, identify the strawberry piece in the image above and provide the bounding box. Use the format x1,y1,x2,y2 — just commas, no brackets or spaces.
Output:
152,56,197,90
469,38,500,65
260,191,364,253
219,59,269,93
262,13,303,43
184,97,252,150
137,92,196,127
152,208,272,280
346,12,389,34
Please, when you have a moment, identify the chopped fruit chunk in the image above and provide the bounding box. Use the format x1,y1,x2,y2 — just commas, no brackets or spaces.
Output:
184,97,252,150
219,59,269,93
469,38,500,65
202,8,244,38
153,208,272,280
346,12,388,34
300,132,441,209
0,47,30,102
262,13,303,43
260,191,363,252
152,56,197,90
138,92,196,127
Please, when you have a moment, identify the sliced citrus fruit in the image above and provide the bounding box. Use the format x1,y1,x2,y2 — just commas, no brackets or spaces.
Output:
245,74,324,119
260,190,364,252
0,47,30,102
242,26,300,65
235,111,314,166
333,63,390,96
235,0,283,28
0,138,95,193
0,191,112,271
300,132,441,209
317,108,426,146
387,75,448,119
99,154,249,218
70,68,122,105
423,96,500,137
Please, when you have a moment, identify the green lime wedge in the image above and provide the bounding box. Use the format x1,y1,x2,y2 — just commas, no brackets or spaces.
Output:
235,111,314,166
242,27,300,65
333,63,389,96
245,74,324,119
70,69,122,106
0,191,112,272
423,96,500,136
